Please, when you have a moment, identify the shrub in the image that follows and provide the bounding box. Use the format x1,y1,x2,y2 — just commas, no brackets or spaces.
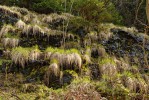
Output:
72,0,122,24
32,0,63,13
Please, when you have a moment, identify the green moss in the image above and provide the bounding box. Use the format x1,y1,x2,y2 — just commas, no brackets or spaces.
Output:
12,47,30,58
45,47,80,54
11,47,30,67
64,70,78,78
99,57,116,65
4,32,20,39
71,76,91,84
50,59,58,64
0,59,12,66
122,71,134,78
64,42,81,49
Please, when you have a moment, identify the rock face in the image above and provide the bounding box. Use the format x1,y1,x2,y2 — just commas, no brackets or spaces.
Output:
0,6,19,27
103,28,149,67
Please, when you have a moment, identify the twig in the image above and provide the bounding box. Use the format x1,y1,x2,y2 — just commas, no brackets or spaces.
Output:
135,0,147,26
11,93,22,100
0,90,11,100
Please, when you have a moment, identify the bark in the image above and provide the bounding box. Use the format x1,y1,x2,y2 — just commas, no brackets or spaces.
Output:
146,0,149,24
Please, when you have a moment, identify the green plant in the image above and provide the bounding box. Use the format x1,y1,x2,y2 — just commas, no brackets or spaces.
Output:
32,0,63,13
72,0,122,24
99,57,116,65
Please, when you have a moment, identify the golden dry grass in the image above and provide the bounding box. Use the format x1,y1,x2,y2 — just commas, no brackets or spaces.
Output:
15,20,26,29
1,38,19,48
0,5,21,18
44,63,60,86
0,25,14,38
44,48,82,71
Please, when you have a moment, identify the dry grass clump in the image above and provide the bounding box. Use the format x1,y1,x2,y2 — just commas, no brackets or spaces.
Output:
0,25,15,38
98,31,113,41
46,13,73,23
143,74,149,84
51,13,67,21
136,76,148,94
11,47,30,68
123,76,137,92
91,45,106,58
11,6,29,15
41,27,63,37
44,47,82,71
84,32,103,47
44,63,60,86
83,38,92,47
21,24,64,38
0,5,21,18
1,38,19,48
99,23,138,34
129,66,140,74
23,14,32,22
85,47,91,56
98,23,114,40
82,48,92,64
114,58,130,73
99,58,117,77
42,15,53,23
100,63,117,77
98,23,138,41
32,25,44,35
3,49,11,58
83,54,92,64
67,33,75,41
32,17,42,25
23,13,37,23
63,42,80,49
22,24,33,36
121,71,148,95
121,27,138,33
15,20,26,29
48,30,63,36
64,78,103,100
29,48,41,61
62,53,82,70
86,31,98,42
22,24,44,36
10,46,42,66
114,58,140,74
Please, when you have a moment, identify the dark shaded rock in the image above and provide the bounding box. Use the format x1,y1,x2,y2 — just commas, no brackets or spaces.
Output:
88,63,100,79
0,13,18,27
103,28,149,67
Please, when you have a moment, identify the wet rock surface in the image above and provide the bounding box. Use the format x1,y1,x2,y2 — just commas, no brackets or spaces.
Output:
102,28,149,67
0,12,18,28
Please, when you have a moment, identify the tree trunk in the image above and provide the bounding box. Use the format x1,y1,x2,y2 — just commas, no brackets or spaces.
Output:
146,0,149,24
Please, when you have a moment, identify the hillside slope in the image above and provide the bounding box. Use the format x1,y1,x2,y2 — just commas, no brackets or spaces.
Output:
0,5,149,100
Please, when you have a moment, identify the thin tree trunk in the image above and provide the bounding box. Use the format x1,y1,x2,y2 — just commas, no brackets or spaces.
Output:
146,0,149,24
